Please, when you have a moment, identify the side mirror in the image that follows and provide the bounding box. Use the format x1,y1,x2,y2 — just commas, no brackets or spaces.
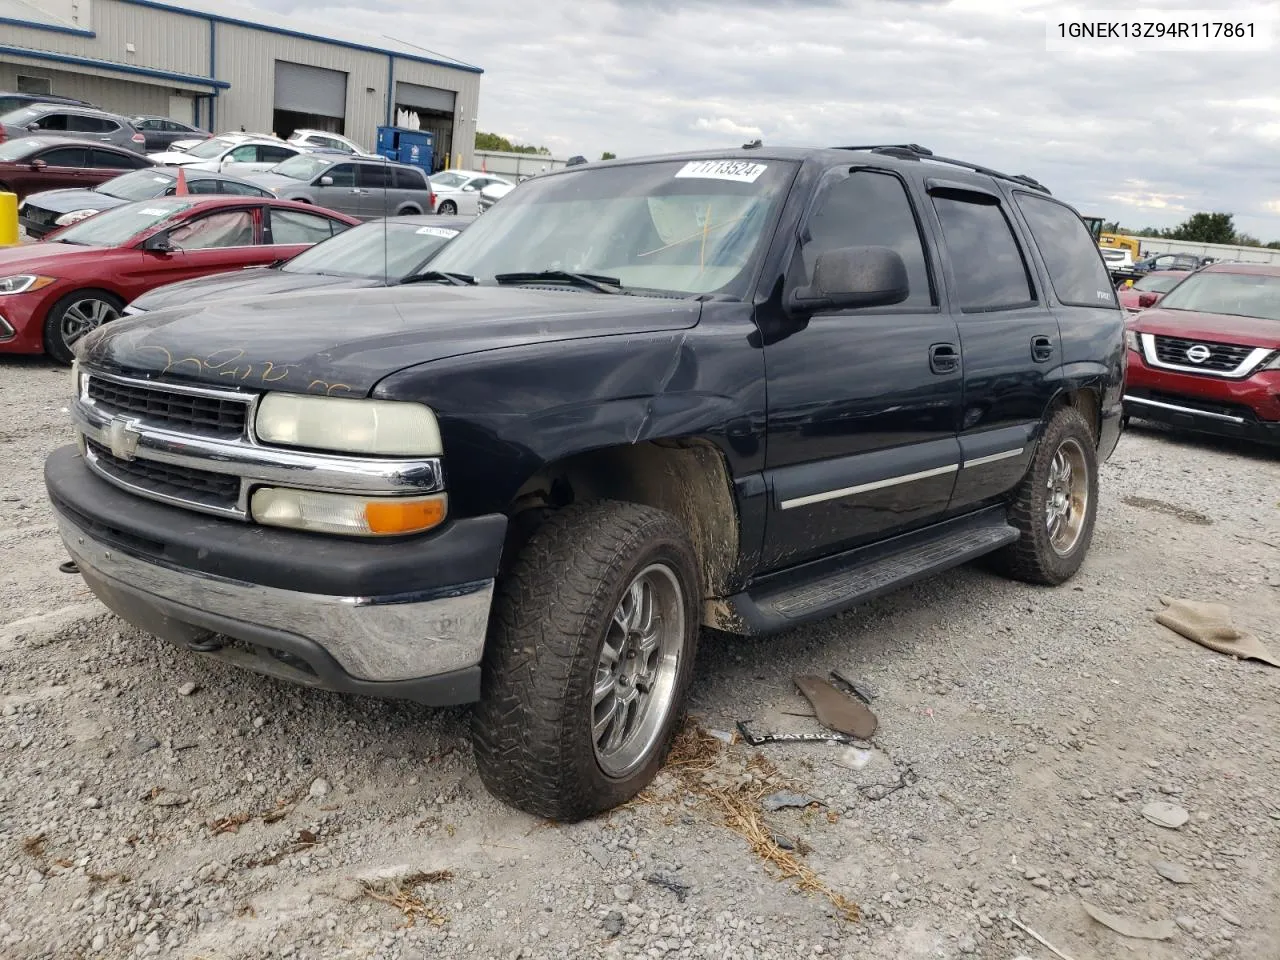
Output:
1137,292,1158,308
143,232,174,254
319,176,334,186
788,246,910,315
29,158,47,171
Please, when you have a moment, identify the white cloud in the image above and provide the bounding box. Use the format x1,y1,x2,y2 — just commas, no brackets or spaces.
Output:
252,0,1280,240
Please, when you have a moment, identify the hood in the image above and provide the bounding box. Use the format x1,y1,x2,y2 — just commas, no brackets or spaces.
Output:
0,241,116,270
130,268,381,313
1131,307,1280,347
82,285,704,396
148,151,200,165
21,188,127,216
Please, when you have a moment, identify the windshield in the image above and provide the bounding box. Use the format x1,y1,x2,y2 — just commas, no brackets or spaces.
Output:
282,220,463,278
431,172,468,189
0,137,42,161
1133,272,1186,294
52,200,195,246
183,137,235,159
1155,271,1280,322
0,106,42,126
272,154,333,181
425,158,798,297
99,169,176,201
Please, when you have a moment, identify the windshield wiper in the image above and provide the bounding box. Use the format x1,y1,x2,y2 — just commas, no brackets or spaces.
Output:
494,270,624,294
400,270,477,286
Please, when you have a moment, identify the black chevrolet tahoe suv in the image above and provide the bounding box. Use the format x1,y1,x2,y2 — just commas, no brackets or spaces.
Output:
45,144,1125,821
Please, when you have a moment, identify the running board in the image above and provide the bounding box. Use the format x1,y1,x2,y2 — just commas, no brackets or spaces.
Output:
716,507,1019,635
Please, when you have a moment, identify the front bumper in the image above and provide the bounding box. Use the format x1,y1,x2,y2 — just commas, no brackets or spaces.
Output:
46,444,508,704
1124,348,1280,444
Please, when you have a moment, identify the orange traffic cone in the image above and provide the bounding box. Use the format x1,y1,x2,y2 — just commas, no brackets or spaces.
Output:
174,166,188,196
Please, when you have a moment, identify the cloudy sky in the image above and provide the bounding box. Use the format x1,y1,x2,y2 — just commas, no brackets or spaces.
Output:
254,0,1280,240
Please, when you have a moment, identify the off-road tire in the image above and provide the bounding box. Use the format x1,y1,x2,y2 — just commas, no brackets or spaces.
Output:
989,405,1099,586
43,289,125,365
436,199,458,215
471,500,700,821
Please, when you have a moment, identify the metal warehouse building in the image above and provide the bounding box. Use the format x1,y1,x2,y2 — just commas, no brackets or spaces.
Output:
0,0,482,168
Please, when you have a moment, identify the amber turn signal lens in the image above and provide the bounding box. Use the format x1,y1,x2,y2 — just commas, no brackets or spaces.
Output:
364,496,448,535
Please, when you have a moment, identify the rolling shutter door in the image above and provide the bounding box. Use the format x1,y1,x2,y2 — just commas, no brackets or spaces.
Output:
396,81,456,114
274,62,348,119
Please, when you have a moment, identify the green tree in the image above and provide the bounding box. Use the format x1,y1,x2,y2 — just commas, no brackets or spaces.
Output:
1164,212,1236,244
474,131,551,155
601,151,617,160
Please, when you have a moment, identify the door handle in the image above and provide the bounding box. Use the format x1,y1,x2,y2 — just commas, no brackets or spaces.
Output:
1031,335,1055,363
929,342,961,375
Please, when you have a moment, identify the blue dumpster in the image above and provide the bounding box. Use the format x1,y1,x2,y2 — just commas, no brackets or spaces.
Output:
376,126,435,173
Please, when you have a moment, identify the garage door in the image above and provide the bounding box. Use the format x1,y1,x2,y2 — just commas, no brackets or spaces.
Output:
396,81,456,114
274,62,348,119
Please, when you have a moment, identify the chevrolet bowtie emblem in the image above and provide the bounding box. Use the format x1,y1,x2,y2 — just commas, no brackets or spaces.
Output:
107,417,142,461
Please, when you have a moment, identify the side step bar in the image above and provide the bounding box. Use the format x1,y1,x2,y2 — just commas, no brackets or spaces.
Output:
716,506,1019,635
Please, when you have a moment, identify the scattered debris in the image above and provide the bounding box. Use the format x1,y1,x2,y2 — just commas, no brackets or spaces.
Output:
208,812,251,836
828,669,876,704
645,872,691,902
1153,860,1193,884
762,791,825,813
771,832,796,851
360,871,450,928
1123,495,1212,526
1155,596,1278,667
57,560,79,575
177,682,199,696
21,834,46,858
857,765,918,801
1142,801,1190,829
794,674,879,739
1082,901,1177,941
833,746,876,771
1008,917,1078,960
735,721,861,747
309,778,331,798
707,729,736,744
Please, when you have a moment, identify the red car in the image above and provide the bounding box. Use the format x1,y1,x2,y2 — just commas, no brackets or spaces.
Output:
0,196,358,363
1124,263,1280,443
1116,269,1190,315
0,136,153,200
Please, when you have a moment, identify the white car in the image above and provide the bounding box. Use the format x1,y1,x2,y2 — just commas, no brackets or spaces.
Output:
1099,246,1134,272
428,169,513,215
167,130,278,154
148,136,307,176
477,181,515,214
288,129,377,158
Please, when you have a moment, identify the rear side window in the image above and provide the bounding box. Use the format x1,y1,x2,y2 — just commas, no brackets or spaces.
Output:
358,164,392,189
219,180,271,197
38,146,88,167
1014,193,1117,308
271,209,338,244
802,169,935,308
90,148,141,169
392,167,426,190
259,145,296,164
931,194,1036,311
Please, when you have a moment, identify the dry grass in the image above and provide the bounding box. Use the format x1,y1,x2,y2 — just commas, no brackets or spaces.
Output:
21,833,46,858
208,813,251,836
656,720,860,922
361,870,453,928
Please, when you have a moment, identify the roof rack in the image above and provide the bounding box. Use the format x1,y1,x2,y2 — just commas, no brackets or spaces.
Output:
833,143,1052,195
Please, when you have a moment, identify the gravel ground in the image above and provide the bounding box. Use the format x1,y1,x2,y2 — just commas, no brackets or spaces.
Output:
2,356,1279,960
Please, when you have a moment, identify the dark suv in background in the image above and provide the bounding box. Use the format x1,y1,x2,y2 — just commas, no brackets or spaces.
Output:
48,144,1124,822
0,91,94,116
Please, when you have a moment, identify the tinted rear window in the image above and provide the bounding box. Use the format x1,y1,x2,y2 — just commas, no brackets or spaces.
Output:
1015,193,1118,308
931,194,1036,311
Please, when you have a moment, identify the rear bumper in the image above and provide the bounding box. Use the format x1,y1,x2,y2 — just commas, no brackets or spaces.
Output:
45,444,507,704
1124,349,1280,443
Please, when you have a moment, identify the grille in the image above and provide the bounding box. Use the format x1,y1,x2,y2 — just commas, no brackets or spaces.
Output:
1142,390,1259,423
87,376,249,439
1152,335,1254,373
86,439,241,510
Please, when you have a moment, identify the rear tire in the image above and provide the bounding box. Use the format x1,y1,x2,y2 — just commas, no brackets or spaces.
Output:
472,501,700,821
43,289,125,365
989,406,1099,586
436,200,458,215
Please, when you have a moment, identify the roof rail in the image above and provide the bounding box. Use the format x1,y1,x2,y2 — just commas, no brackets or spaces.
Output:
833,143,1052,195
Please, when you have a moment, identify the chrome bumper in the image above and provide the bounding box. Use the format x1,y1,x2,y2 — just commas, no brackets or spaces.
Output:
55,506,493,685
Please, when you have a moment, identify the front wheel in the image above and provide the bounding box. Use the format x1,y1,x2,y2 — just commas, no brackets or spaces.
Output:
436,199,458,215
44,290,125,365
990,405,1099,585
471,501,700,821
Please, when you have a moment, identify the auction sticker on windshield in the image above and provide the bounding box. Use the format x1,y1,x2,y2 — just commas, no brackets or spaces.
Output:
675,160,769,183
416,226,460,238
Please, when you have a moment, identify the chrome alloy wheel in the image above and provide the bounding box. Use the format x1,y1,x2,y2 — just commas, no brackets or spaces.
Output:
592,563,686,778
60,297,120,347
1046,437,1089,556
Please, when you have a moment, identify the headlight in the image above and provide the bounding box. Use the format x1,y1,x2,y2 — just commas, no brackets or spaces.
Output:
0,275,56,295
250,487,447,537
1124,329,1140,352
54,209,99,227
1264,352,1280,371
255,394,443,456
